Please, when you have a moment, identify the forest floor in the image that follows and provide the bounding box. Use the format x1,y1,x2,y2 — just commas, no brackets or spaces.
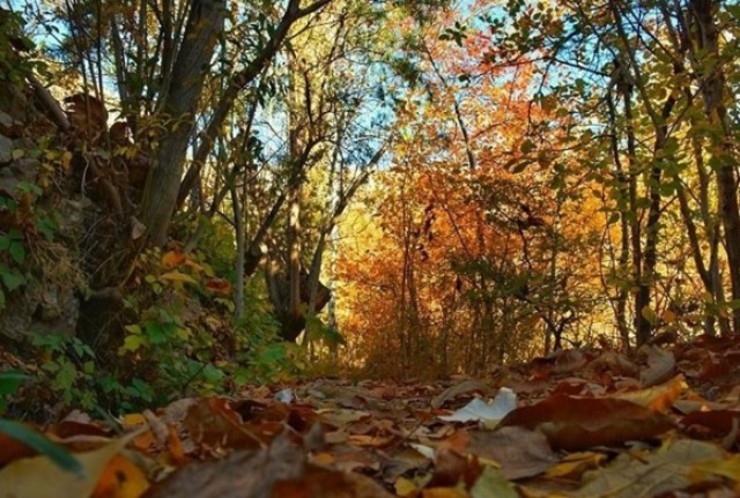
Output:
1,335,740,497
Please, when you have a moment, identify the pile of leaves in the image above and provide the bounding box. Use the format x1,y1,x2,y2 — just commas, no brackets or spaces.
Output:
1,335,739,497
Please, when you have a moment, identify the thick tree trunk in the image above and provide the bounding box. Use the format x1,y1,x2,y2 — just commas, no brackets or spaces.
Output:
690,0,740,334
139,0,224,246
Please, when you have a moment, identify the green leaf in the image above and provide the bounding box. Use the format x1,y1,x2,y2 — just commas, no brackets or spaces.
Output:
0,371,28,396
122,334,147,352
641,306,658,325
471,465,518,498
635,197,652,209
9,242,25,264
202,363,226,383
124,324,143,335
520,139,536,154
36,217,57,241
0,419,84,476
0,266,25,291
145,323,167,344
160,271,197,284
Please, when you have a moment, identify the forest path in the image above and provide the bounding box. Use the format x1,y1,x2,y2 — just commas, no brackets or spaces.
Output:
1,336,740,497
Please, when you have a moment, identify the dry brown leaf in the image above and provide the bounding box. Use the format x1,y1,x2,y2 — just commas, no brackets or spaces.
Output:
498,394,674,450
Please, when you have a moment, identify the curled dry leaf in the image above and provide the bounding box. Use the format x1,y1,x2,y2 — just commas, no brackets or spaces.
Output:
431,380,491,409
184,397,264,453
438,388,516,423
144,431,303,498
498,394,675,451
613,374,685,412
639,345,676,387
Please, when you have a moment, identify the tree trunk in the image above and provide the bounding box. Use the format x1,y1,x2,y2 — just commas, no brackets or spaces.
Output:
139,0,225,246
690,0,740,334
231,185,245,320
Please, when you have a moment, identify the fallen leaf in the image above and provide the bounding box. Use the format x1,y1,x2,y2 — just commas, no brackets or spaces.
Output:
395,476,418,497
470,465,518,498
421,488,469,498
184,397,263,452
590,351,640,377
318,409,370,428
0,432,36,466
145,432,304,498
551,349,588,375
575,439,725,497
639,345,676,387
544,451,607,480
462,427,560,480
0,431,138,498
0,419,83,475
690,454,740,482
439,388,516,423
613,374,685,412
381,446,431,483
432,380,491,409
92,454,149,498
498,394,674,450
682,409,740,437
348,434,393,447
271,465,395,498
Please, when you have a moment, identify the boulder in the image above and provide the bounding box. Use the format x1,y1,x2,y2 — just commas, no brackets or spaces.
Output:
0,110,22,138
0,157,39,196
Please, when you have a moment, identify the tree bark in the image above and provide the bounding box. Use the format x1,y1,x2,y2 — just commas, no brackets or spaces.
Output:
690,0,740,334
176,0,333,209
139,0,225,246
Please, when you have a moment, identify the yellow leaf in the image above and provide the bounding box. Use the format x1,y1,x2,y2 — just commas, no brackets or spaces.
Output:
160,271,197,284
0,431,139,498
311,452,335,466
91,454,149,498
348,434,393,447
121,414,146,427
422,488,468,498
690,455,740,482
62,151,73,171
545,451,606,479
614,375,685,413
395,477,417,497
124,325,142,335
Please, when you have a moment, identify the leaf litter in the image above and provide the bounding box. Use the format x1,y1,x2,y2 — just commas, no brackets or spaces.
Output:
1,338,740,497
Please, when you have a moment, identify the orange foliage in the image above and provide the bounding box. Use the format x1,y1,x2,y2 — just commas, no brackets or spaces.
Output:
335,8,607,378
